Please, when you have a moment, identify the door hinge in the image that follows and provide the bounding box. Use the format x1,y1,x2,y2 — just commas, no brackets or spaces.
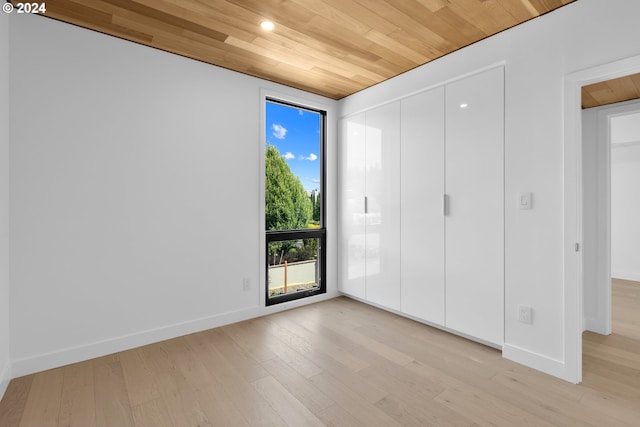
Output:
575,243,580,252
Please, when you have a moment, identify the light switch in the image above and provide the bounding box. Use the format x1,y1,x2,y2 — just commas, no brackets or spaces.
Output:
518,192,532,210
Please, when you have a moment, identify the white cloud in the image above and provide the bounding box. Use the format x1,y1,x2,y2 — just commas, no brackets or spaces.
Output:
282,152,295,160
306,153,318,161
272,124,287,140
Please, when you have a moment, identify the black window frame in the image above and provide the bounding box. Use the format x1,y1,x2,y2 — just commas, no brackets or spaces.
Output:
265,98,327,306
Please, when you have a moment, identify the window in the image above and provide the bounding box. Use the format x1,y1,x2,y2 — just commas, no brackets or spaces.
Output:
265,99,326,305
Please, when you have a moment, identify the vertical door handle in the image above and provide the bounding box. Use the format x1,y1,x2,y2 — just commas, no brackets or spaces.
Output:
443,194,448,216
364,196,368,214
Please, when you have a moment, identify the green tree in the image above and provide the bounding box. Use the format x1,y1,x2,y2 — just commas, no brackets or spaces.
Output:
265,145,313,231
312,190,321,223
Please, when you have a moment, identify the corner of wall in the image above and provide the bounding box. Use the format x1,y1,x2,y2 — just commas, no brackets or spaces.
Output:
0,6,11,403
0,361,10,400
502,343,577,384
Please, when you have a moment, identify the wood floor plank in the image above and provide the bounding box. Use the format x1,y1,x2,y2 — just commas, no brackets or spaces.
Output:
93,361,134,427
308,371,401,427
140,343,215,427
260,356,335,414
195,383,250,427
59,361,96,427
254,319,324,379
18,369,63,427
314,402,366,427
252,375,326,427
119,347,161,407
183,332,287,427
221,319,278,363
204,328,270,383
408,356,610,427
433,384,558,427
374,393,473,427
579,386,640,427
270,314,370,372
357,357,444,403
303,349,388,404
612,279,640,341
0,375,33,427
131,398,174,427
320,319,414,366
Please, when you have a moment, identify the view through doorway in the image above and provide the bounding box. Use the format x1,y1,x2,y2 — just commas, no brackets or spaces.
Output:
580,74,640,389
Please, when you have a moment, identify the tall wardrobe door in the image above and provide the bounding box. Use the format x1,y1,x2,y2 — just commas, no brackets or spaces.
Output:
400,88,445,324
365,102,401,310
338,113,367,299
445,67,504,346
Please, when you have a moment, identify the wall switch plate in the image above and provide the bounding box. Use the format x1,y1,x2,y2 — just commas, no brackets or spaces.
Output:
242,278,251,291
518,192,532,210
518,305,533,324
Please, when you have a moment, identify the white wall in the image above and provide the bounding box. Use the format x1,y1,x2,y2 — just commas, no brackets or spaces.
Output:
8,14,338,377
611,112,640,144
0,7,11,399
581,106,609,334
339,0,640,380
611,118,640,281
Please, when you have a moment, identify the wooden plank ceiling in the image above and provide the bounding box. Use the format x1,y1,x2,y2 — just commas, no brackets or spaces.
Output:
582,73,640,109
36,0,576,100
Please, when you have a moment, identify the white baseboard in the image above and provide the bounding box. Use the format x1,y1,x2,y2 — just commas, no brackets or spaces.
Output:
503,343,574,383
612,271,640,282
0,360,10,402
11,291,339,378
584,316,610,335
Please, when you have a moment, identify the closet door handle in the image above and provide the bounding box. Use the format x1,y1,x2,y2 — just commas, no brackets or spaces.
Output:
364,196,368,214
443,194,448,216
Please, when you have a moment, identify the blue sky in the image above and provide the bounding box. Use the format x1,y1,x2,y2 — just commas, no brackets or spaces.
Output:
266,101,321,193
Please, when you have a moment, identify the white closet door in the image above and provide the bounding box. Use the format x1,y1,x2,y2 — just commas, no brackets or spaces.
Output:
338,113,367,299
365,102,401,310
401,88,445,324
445,67,504,346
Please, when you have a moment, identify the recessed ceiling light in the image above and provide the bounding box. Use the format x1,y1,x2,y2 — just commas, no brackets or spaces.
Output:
261,21,275,31
460,103,468,109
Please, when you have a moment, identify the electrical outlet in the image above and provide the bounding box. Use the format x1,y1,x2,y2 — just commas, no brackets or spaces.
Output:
242,278,251,291
518,305,533,324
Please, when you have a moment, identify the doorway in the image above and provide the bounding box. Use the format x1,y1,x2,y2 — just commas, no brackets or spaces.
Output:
563,54,640,384
583,102,640,336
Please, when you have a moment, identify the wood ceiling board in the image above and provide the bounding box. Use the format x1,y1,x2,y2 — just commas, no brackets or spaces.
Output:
530,0,576,14
482,0,521,30
288,0,373,36
429,7,486,48
358,0,458,54
363,30,426,65
34,0,577,99
582,73,640,109
252,30,388,83
321,0,401,36
495,0,539,22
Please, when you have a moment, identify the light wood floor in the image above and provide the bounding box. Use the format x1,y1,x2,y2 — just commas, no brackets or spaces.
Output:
1,282,639,427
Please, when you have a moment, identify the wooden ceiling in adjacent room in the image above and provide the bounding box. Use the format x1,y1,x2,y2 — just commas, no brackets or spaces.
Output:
37,0,576,99
582,73,640,109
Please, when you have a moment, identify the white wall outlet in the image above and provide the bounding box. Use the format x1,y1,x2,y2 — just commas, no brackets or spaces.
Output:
518,305,533,324
242,278,251,291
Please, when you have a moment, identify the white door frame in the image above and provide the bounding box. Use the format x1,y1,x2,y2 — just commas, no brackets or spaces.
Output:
564,54,640,384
